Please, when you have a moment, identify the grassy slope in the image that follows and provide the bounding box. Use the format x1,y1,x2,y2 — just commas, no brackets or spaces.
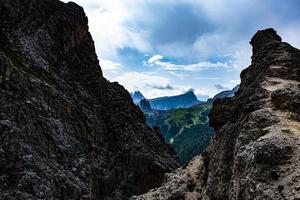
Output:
145,103,214,163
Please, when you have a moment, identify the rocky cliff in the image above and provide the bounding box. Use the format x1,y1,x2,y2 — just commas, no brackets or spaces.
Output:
131,29,300,200
0,0,180,199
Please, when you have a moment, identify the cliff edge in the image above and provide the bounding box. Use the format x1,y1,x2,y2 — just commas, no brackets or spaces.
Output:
0,1,180,199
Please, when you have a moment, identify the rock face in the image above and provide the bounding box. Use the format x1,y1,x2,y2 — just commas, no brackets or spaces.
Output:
131,29,300,200
0,1,180,199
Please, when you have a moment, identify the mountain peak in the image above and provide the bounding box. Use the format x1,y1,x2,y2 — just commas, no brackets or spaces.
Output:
185,90,195,95
131,91,145,104
132,91,144,98
250,28,282,54
149,91,200,110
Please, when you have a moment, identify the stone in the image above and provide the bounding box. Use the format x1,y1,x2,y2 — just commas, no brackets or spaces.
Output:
0,1,180,199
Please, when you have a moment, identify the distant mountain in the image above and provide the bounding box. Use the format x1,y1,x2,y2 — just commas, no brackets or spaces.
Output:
208,85,239,103
131,91,145,104
149,91,201,110
139,99,152,111
141,86,240,163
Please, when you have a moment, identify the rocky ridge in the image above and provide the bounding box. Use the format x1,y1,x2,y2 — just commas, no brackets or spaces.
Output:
131,29,300,200
0,1,180,199
149,91,201,110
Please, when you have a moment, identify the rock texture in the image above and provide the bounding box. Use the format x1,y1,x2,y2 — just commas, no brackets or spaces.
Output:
131,29,300,200
0,1,180,199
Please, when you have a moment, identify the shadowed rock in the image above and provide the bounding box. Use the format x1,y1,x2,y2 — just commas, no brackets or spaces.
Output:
0,0,180,199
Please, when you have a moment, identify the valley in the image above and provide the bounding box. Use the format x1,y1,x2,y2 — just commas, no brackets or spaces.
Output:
131,88,238,163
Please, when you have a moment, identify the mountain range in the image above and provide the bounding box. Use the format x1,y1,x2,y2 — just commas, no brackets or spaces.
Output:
133,86,239,163
131,90,202,110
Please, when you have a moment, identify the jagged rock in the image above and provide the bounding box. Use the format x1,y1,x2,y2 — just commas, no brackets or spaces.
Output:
0,0,180,199
130,156,203,200
131,29,300,199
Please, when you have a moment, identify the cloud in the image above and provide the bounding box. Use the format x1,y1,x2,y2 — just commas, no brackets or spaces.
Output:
214,84,229,91
146,84,175,90
197,94,210,101
186,88,195,92
194,87,219,99
194,77,220,80
111,71,193,98
62,0,300,63
149,56,231,71
148,55,163,64
61,0,300,99
169,71,190,79
100,59,122,70
138,1,215,46
229,79,240,85
61,0,152,60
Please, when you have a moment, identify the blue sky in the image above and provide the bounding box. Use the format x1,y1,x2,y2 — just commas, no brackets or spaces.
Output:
62,0,300,100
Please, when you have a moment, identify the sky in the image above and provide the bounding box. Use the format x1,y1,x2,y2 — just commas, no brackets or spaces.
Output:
62,0,300,100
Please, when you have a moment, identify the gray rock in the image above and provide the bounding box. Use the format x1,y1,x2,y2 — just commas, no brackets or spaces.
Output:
0,0,180,199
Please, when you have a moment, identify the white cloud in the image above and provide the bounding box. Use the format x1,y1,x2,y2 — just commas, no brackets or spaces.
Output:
110,71,229,99
62,0,151,60
61,0,300,99
148,55,163,64
111,71,191,98
194,77,220,80
100,59,122,70
194,88,218,99
148,55,231,71
169,71,190,79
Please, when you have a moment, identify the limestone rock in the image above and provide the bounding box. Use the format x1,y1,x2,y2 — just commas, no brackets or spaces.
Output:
0,1,180,199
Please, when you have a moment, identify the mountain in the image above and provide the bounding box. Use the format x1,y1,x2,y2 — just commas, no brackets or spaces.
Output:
146,103,214,163
149,91,201,110
131,29,300,199
131,91,145,104
143,86,239,164
0,1,180,199
208,84,240,103
139,99,152,111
